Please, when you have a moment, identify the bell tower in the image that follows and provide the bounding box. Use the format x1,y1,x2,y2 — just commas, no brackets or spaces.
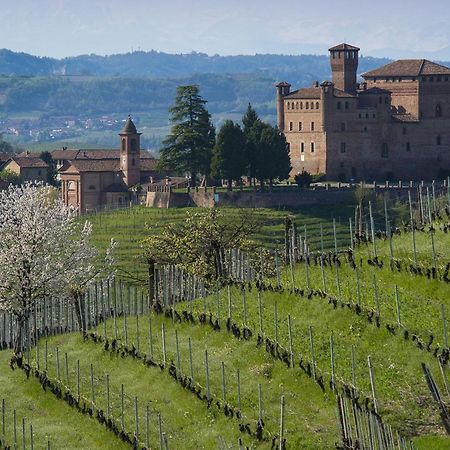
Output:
119,115,141,187
329,43,360,94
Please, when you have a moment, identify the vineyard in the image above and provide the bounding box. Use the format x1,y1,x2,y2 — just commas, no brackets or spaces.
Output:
1,189,450,449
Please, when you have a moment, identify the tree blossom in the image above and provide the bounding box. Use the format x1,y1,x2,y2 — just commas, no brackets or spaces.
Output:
0,183,115,353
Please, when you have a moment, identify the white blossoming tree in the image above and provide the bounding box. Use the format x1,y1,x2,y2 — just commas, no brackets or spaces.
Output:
0,183,115,355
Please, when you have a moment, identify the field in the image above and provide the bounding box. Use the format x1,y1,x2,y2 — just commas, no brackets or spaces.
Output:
1,198,450,449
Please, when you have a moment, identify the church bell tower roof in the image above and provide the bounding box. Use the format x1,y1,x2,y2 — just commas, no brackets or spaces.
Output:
121,115,138,134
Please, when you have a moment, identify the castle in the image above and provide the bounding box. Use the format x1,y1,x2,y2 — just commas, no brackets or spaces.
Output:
277,43,450,181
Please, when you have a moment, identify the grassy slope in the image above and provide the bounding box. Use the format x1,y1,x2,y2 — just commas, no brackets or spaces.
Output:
1,205,450,449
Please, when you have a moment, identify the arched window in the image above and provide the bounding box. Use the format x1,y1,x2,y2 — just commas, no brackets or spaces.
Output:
287,102,290,110
316,102,320,110
131,138,137,152
121,139,126,151
306,102,309,110
296,102,299,110
436,104,442,118
381,143,389,158
310,142,315,153
437,136,442,145
300,102,303,110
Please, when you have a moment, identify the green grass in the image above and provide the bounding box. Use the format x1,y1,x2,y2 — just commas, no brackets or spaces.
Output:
87,205,355,284
1,204,450,448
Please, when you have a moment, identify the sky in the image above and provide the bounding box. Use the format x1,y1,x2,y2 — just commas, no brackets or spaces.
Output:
2,0,450,59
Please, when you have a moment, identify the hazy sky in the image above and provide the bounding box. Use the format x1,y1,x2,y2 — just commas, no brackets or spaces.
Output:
2,0,450,59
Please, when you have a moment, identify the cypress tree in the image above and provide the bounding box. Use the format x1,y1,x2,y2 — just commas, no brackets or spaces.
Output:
211,120,246,190
159,85,215,186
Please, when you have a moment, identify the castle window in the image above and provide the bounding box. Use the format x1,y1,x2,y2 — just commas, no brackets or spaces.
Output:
406,142,411,152
365,113,369,119
298,122,302,131
287,102,290,110
301,142,305,153
310,102,314,109
121,139,126,151
345,102,349,110
364,126,368,132
437,136,442,145
340,142,346,153
372,114,376,118
337,102,342,110
296,102,299,110
289,122,293,131
381,143,389,158
436,104,442,118
316,102,319,109
311,142,315,153
341,122,346,131
311,122,315,131
402,127,407,135
300,102,303,109
306,102,309,110
131,138,137,152
358,113,362,119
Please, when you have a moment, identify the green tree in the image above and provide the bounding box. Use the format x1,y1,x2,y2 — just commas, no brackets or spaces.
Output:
141,209,273,287
0,169,20,185
211,120,246,190
159,85,215,186
255,124,291,187
39,151,58,186
242,103,261,185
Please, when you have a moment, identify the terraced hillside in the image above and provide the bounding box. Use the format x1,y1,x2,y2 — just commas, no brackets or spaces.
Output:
1,201,450,449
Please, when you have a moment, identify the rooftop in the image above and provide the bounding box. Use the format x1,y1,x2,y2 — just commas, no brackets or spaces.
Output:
9,156,48,168
363,59,450,78
329,43,360,52
121,116,138,134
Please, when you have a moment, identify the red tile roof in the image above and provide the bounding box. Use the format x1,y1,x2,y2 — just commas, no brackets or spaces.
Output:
329,43,360,51
333,88,356,98
60,160,120,173
284,87,321,99
9,157,48,168
52,149,155,160
363,59,450,78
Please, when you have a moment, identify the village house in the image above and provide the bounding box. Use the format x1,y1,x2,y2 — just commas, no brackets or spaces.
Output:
58,116,165,212
277,43,450,181
1,154,48,183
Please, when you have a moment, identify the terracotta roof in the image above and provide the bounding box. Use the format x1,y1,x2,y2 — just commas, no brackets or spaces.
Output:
141,159,159,171
276,81,291,88
363,59,450,78
52,149,155,161
60,160,120,173
121,116,138,134
329,43,360,51
9,157,48,168
333,88,356,98
284,87,321,99
0,153,12,162
392,114,420,123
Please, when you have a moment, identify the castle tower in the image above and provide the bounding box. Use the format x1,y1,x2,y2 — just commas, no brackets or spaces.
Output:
329,43,360,94
119,115,141,187
275,81,291,131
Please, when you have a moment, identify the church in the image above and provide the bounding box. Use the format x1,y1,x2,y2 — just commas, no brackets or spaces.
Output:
58,116,163,212
277,43,450,181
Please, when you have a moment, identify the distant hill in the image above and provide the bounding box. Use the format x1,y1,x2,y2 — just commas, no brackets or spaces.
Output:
0,48,395,82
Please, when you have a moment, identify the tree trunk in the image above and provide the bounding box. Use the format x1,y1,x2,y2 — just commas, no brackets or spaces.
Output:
148,258,155,306
227,179,232,191
13,315,26,356
73,292,87,334
191,172,197,187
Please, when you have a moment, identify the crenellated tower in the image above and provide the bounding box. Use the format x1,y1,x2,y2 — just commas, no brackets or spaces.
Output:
329,43,360,95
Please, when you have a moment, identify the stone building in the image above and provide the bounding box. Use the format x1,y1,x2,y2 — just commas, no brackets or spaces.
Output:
277,43,450,181
58,117,162,212
2,154,48,182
